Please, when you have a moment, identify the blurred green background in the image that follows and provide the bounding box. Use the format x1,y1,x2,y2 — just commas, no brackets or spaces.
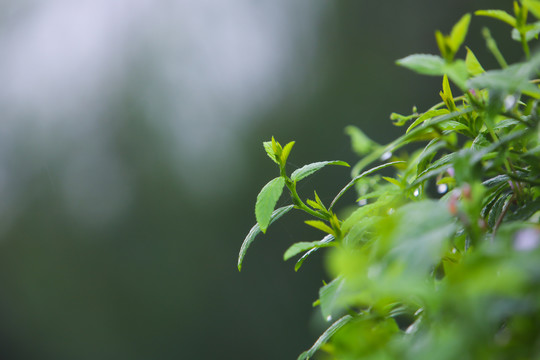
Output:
0,0,516,358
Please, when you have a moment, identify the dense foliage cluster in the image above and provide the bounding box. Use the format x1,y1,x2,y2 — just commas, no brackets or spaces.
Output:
239,3,540,359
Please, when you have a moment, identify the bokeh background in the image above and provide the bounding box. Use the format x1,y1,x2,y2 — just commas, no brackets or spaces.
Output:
0,0,518,358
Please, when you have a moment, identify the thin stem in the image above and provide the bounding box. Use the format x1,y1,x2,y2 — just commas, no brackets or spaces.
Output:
285,179,330,221
482,27,508,69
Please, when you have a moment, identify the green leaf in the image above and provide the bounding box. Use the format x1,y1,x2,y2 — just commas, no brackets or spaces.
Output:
406,109,450,133
465,47,485,76
305,220,335,236
319,277,345,320
263,141,279,164
281,141,295,165
475,10,517,27
238,205,294,271
512,21,540,41
295,234,334,271
396,54,446,76
440,74,456,111
331,161,405,210
297,315,353,360
291,161,349,182
345,126,378,155
468,52,540,97
284,239,335,261
255,177,286,233
523,0,540,19
383,176,403,188
449,13,471,53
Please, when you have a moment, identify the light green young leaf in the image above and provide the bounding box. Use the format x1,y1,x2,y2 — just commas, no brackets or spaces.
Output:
475,10,517,27
297,315,353,360
256,177,286,233
283,239,335,261
319,277,345,320
449,13,471,53
330,161,405,210
396,54,446,76
345,126,378,155
291,161,349,182
263,141,279,164
281,141,295,165
295,235,334,271
406,109,450,133
238,205,294,271
305,220,335,236
440,74,456,111
465,47,485,76
524,0,540,19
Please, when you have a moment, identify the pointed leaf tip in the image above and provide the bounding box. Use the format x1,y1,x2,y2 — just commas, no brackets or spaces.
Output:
238,205,294,271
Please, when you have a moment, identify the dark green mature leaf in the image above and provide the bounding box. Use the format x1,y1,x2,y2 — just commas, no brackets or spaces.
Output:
291,161,349,182
297,315,353,360
396,54,446,75
255,177,286,233
384,201,456,275
295,235,334,271
320,277,346,320
284,239,334,261
238,205,294,271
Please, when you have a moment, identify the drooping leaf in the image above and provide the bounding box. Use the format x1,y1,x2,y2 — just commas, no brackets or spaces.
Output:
238,205,294,271
396,54,446,75
295,234,334,271
291,161,349,182
297,315,353,360
475,10,517,27
255,177,286,233
284,239,335,261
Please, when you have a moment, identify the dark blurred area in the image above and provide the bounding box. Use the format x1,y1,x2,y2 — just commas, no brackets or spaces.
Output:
0,0,515,358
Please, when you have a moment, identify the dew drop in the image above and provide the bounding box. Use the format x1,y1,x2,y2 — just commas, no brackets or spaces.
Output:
326,315,332,322
437,183,448,194
358,199,367,206
380,151,392,161
387,208,395,215
413,189,420,197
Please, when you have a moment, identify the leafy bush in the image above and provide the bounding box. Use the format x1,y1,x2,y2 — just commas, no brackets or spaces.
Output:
239,3,540,359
